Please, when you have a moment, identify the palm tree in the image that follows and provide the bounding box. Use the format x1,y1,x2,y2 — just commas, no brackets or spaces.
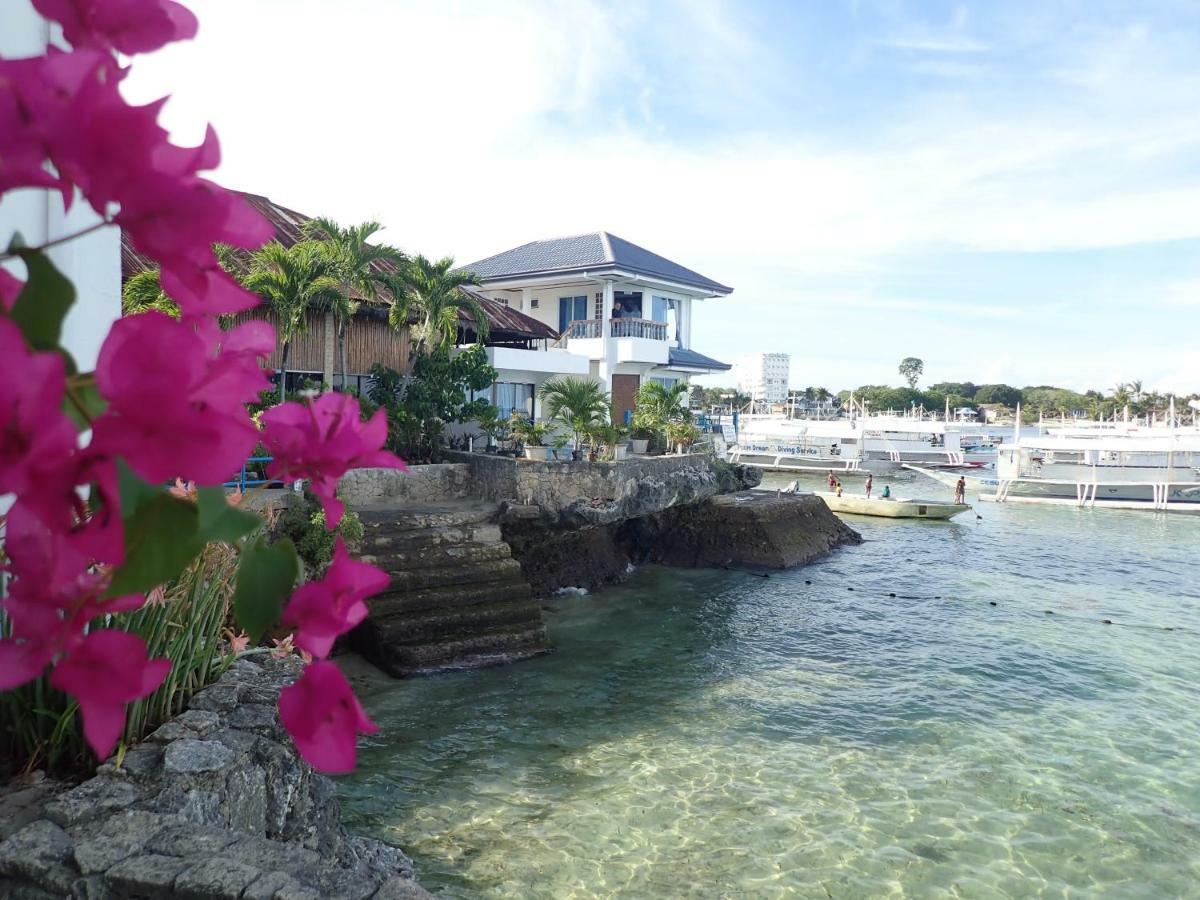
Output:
633,381,692,431
386,255,489,356
538,377,610,455
242,240,344,401
121,269,181,318
302,218,407,388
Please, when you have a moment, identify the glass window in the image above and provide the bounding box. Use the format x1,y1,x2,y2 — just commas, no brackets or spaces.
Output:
651,296,669,323
558,296,588,332
650,376,679,390
493,382,535,419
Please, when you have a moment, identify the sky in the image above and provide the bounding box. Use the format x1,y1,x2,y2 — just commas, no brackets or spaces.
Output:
120,0,1200,393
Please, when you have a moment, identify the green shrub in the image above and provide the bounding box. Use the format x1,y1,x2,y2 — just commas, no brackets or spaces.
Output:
274,493,364,576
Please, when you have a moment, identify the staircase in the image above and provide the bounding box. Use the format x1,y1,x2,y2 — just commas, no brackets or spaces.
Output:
350,502,550,677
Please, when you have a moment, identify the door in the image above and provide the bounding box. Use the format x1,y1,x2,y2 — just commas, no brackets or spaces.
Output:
611,374,640,426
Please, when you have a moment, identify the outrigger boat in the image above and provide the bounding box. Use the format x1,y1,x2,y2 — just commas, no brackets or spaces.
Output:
814,491,971,520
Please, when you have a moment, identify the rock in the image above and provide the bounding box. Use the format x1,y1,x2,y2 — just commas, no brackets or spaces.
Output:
44,778,139,827
0,820,76,893
144,823,238,858
242,870,309,900
223,764,268,834
0,773,66,842
373,876,438,899
174,858,262,899
104,853,191,896
73,836,141,875
163,739,236,774
341,834,416,881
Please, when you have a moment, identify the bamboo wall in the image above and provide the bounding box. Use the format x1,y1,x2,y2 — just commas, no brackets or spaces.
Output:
228,309,410,375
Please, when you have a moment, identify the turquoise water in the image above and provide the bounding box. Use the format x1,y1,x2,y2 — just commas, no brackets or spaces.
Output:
340,476,1200,898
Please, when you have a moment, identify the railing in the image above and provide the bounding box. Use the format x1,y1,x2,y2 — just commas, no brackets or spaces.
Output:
610,318,667,340
552,318,602,348
224,455,282,492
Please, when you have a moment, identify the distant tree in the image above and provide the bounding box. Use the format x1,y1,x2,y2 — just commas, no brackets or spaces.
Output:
898,357,924,389
973,384,1022,407
387,255,487,356
121,268,180,318
929,381,976,398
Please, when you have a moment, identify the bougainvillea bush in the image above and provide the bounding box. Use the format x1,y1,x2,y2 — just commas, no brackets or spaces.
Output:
0,0,403,773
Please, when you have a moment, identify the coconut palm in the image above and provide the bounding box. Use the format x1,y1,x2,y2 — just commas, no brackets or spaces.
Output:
538,377,610,454
302,218,407,388
632,381,692,432
242,240,343,401
121,269,181,317
386,255,489,356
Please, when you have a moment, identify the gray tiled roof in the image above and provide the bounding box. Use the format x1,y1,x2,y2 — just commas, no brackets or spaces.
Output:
668,347,731,371
462,231,732,294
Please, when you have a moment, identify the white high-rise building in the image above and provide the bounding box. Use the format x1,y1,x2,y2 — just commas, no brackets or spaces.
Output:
733,352,790,404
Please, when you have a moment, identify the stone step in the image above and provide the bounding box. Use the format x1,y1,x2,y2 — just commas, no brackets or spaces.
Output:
362,523,503,551
357,504,498,533
362,540,515,572
363,598,545,646
380,557,525,592
370,579,532,617
356,623,551,678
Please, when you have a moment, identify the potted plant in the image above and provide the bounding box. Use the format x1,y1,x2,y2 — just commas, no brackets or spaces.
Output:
666,421,700,454
512,417,551,461
538,376,610,462
630,426,653,455
596,424,630,461
550,432,571,461
476,408,508,453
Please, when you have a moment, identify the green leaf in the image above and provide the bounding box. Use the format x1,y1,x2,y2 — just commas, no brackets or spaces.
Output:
196,487,262,544
9,248,76,354
115,458,161,517
108,493,204,596
233,537,300,641
63,374,107,432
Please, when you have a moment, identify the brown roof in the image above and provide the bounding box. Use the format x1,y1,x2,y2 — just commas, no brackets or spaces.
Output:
120,190,557,340
458,286,558,340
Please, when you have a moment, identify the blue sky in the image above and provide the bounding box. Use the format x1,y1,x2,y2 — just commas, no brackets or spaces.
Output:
125,0,1200,392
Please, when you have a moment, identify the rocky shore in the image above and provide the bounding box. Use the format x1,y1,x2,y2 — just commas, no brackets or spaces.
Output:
0,655,432,900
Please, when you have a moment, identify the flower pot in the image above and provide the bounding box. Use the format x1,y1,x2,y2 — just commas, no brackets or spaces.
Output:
613,445,628,461
631,439,649,454
524,446,550,461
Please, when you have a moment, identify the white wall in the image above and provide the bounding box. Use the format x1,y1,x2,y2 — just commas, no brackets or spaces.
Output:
0,1,122,372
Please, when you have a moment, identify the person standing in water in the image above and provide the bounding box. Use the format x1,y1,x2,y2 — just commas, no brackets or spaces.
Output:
865,473,874,499
955,476,966,504
827,470,837,490
882,484,892,499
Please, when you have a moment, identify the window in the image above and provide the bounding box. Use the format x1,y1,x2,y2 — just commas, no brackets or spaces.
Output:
650,376,679,390
651,296,669,323
531,299,539,309
558,296,588,332
491,382,535,419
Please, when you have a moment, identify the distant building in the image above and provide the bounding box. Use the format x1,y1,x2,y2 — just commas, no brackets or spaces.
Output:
733,352,790,404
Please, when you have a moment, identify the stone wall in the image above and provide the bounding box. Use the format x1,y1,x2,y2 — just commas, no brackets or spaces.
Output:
442,451,746,524
0,655,432,899
339,463,470,507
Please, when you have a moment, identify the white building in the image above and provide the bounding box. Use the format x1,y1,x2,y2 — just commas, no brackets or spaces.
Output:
733,352,790,405
461,231,733,425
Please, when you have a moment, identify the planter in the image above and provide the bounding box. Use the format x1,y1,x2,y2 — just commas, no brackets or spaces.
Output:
613,445,629,461
631,439,649,454
524,445,551,461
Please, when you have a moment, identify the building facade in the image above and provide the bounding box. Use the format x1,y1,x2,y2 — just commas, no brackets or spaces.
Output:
461,231,732,424
733,352,790,405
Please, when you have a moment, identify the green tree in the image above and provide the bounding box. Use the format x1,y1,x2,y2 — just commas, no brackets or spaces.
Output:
121,268,180,318
632,381,692,448
973,384,1022,407
387,255,488,356
302,218,407,388
898,357,924,389
538,376,610,453
243,240,344,401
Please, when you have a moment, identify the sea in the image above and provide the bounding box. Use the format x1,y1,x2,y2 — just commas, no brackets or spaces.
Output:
339,472,1200,898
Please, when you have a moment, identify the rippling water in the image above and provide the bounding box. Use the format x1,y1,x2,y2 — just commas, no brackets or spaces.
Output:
340,475,1200,897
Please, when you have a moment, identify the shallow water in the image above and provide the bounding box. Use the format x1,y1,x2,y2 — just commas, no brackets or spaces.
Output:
340,475,1200,898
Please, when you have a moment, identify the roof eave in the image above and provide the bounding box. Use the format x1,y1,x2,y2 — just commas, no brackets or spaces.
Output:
472,265,732,296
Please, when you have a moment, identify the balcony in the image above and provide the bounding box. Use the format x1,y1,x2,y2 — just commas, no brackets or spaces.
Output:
482,344,590,376
609,318,667,341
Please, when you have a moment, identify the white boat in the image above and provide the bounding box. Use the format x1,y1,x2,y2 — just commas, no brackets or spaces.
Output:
728,412,979,474
815,491,970,520
909,420,1200,513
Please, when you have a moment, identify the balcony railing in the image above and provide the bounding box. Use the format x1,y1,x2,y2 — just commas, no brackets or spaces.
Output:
610,318,667,340
552,318,602,348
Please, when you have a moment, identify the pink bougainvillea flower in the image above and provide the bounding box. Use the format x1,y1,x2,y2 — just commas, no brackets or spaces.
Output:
0,267,23,311
32,0,198,55
49,630,170,759
283,539,389,658
0,320,80,505
278,661,378,774
91,312,267,484
262,393,405,529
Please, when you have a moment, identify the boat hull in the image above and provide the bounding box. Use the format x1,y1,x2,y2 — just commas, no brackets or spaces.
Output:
815,492,970,519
